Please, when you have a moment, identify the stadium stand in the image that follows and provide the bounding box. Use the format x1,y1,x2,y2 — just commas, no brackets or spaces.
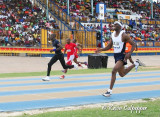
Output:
50,0,160,43
51,0,160,20
0,0,160,49
0,0,160,58
0,0,59,47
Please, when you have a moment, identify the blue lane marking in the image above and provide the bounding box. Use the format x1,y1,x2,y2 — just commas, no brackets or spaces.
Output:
0,81,160,96
0,90,160,112
0,71,159,82
0,75,160,88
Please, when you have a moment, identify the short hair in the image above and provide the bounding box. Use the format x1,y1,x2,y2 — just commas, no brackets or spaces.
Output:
66,38,71,41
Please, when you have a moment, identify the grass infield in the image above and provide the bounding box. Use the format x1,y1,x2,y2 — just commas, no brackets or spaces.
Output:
0,67,159,78
18,99,160,117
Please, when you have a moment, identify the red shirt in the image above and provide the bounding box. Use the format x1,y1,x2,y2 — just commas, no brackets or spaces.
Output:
65,43,76,55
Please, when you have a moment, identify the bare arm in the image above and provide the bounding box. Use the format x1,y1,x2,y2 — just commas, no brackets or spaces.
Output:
56,43,63,51
95,39,113,53
123,34,136,54
50,43,63,53
123,33,136,61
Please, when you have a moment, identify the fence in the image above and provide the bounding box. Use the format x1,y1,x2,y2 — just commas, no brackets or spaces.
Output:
41,28,160,49
41,28,97,48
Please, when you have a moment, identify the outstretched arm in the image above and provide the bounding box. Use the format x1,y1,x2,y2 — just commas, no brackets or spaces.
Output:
56,43,63,51
50,43,63,53
95,39,113,53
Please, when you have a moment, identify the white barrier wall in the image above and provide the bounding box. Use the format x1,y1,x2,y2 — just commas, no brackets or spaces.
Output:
117,14,142,20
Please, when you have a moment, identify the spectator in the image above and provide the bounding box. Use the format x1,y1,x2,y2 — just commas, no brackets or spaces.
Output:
4,35,13,46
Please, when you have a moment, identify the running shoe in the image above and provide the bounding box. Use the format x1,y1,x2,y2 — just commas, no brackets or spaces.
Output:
102,90,112,97
62,69,67,73
137,59,146,66
60,75,65,79
134,59,140,72
84,62,88,66
42,76,50,81
73,63,78,70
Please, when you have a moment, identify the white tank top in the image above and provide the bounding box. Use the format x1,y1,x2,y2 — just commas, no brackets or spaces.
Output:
111,30,125,53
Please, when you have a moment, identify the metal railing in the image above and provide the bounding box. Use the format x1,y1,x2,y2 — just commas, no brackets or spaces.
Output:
44,29,97,48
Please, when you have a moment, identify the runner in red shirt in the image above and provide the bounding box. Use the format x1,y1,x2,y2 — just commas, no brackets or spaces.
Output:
65,39,77,65
60,38,78,79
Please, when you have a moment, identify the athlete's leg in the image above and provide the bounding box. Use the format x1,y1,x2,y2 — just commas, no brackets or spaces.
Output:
110,60,124,90
118,63,135,77
73,57,79,64
129,57,134,64
73,57,83,66
59,54,76,79
73,55,88,66
59,54,74,69
102,60,124,97
42,55,58,81
66,55,75,65
47,55,58,76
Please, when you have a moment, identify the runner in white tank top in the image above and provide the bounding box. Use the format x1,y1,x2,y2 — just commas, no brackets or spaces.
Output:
95,21,140,97
112,30,125,53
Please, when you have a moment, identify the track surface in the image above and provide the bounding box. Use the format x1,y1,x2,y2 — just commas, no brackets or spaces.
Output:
0,70,160,112
1,55,160,73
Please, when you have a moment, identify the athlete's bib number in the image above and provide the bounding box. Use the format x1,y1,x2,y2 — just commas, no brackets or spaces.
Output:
113,42,120,49
67,49,71,52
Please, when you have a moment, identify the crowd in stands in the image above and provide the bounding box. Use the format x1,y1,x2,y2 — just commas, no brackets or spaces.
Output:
51,0,160,46
83,20,160,48
52,0,160,20
0,0,160,48
104,0,160,19
85,21,160,46
0,0,59,47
